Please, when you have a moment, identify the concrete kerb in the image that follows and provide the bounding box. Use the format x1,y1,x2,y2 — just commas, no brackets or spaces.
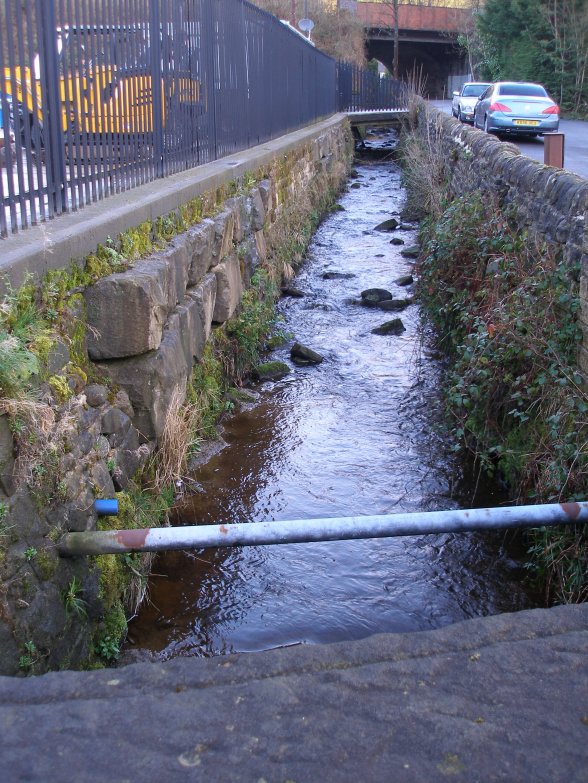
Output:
0,114,349,296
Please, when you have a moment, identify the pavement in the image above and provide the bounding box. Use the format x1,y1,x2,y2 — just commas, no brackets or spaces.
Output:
1,603,587,782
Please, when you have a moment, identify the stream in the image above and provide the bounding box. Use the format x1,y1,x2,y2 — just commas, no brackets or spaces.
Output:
125,130,538,661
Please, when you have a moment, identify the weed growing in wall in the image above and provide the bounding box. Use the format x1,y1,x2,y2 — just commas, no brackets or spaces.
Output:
418,191,588,604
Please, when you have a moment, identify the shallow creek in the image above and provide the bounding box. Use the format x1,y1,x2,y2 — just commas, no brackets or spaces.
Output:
126,132,538,660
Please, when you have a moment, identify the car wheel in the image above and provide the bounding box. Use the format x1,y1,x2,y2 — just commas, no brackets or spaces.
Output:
458,108,464,122
484,115,492,134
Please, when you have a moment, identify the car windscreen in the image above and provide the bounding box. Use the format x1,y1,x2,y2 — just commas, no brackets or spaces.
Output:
498,83,548,97
462,84,489,97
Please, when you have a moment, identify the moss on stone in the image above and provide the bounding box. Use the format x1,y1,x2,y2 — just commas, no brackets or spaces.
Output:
254,361,290,381
48,375,73,404
119,221,154,259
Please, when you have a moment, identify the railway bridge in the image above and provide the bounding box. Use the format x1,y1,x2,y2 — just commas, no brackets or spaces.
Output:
357,0,471,97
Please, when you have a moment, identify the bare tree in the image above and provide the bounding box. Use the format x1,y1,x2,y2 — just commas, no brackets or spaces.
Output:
377,0,447,80
542,0,588,112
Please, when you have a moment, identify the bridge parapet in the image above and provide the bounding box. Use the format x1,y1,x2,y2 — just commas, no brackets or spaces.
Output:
357,1,470,34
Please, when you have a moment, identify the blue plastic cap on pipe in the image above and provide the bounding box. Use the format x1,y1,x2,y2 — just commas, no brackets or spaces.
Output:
94,499,119,516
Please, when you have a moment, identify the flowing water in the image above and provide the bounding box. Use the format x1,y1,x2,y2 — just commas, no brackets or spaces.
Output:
126,131,537,661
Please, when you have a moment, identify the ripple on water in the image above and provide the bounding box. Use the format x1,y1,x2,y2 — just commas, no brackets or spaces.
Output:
126,133,537,661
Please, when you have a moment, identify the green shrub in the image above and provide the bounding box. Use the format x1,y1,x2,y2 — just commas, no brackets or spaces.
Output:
418,191,588,603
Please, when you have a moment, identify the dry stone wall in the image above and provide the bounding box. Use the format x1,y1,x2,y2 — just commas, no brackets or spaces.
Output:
415,106,588,375
0,117,352,675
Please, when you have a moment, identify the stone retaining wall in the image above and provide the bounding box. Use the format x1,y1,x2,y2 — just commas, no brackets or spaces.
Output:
414,105,588,375
0,116,352,675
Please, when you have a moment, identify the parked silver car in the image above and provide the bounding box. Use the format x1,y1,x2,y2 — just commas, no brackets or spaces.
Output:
473,82,559,136
451,82,491,123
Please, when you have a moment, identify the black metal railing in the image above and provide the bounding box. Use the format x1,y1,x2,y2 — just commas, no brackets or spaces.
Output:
0,0,405,238
337,62,407,113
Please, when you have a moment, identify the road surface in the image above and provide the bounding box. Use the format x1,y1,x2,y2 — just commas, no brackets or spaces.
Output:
431,100,588,180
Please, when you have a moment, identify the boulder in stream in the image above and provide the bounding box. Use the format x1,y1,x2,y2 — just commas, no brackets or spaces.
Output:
377,298,413,312
281,286,306,298
400,245,420,259
254,362,291,381
371,318,406,336
374,218,400,232
322,271,356,280
360,288,393,306
394,275,414,287
390,237,405,246
291,342,324,366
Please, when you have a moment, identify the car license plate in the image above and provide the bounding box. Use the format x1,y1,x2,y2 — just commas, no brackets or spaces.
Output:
514,119,539,126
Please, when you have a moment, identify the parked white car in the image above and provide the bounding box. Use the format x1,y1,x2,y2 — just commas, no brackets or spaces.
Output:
452,82,492,123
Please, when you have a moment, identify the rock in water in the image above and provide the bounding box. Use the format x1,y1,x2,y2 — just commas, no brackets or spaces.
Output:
360,288,393,306
374,218,400,232
400,245,420,259
281,287,306,298
290,342,324,365
254,362,291,381
322,271,356,280
371,318,406,336
378,298,413,312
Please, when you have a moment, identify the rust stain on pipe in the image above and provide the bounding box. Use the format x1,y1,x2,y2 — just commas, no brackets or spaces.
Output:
115,528,150,549
219,525,229,534
560,502,581,520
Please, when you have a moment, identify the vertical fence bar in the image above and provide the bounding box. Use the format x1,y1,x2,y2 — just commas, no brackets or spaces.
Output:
0,0,408,239
149,0,164,178
37,0,67,216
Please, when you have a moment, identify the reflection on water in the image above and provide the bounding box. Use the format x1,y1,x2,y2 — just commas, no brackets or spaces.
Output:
127,132,536,661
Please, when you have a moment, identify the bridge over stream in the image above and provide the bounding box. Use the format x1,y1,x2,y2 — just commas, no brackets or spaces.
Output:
1,602,587,781
358,0,470,97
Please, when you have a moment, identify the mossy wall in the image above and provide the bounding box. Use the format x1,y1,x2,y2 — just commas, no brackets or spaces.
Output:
0,118,353,675
410,102,588,376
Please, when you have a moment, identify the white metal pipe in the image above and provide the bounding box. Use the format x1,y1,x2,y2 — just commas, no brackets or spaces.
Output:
58,502,588,556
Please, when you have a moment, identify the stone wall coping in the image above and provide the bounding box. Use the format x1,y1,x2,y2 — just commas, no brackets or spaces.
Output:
0,114,348,296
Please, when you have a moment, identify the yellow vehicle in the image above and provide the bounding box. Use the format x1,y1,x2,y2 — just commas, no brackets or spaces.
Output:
3,24,201,145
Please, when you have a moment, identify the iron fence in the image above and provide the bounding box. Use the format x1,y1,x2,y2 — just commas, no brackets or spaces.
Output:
0,0,405,238
337,62,407,113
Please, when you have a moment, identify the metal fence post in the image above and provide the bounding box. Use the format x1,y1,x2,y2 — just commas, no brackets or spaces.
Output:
36,0,67,216
149,0,165,177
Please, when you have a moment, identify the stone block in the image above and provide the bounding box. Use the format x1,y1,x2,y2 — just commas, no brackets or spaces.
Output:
46,340,71,375
239,237,262,286
183,219,215,285
255,230,267,264
0,414,16,496
211,208,235,267
111,429,147,491
95,325,189,442
258,179,272,212
249,187,266,231
177,273,217,363
8,487,49,538
101,408,132,448
85,259,174,360
226,195,247,242
213,255,243,324
156,243,189,305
